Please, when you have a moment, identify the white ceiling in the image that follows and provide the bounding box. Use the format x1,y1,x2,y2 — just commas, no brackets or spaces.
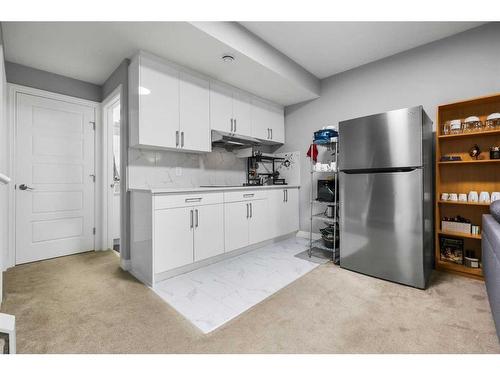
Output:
1,22,486,105
240,22,484,79
1,22,318,105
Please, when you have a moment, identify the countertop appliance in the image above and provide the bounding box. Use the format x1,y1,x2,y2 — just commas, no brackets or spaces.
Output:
317,179,335,202
339,106,433,289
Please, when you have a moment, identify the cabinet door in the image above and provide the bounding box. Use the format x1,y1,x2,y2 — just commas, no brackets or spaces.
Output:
268,105,285,143
154,207,193,274
283,189,299,234
180,72,211,152
194,204,224,262
224,201,249,252
139,57,179,148
210,81,234,133
267,189,286,238
251,98,271,141
248,199,270,245
233,91,252,137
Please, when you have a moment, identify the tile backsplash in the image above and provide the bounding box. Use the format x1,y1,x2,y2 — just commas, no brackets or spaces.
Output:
127,147,247,189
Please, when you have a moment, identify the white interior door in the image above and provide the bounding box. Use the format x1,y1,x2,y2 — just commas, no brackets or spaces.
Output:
15,93,95,264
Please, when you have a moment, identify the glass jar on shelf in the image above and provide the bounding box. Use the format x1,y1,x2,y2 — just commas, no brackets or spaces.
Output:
485,113,500,130
448,119,462,134
464,116,483,132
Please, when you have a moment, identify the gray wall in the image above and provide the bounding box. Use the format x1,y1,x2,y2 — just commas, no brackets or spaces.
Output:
5,61,102,102
280,22,500,233
102,60,131,261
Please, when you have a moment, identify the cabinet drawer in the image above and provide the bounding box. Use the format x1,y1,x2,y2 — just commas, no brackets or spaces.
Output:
154,192,223,210
224,190,267,203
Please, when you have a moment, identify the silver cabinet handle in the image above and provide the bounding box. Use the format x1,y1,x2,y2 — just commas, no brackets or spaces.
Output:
246,203,249,218
176,130,179,147
283,189,286,202
249,203,252,218
285,189,288,202
270,128,273,140
230,118,233,133
234,118,237,133
195,209,199,228
181,131,184,147
185,197,202,203
267,128,270,139
19,184,34,191
190,209,193,229
243,193,254,198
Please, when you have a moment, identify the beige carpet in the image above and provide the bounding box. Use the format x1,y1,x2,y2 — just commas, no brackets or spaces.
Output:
1,250,499,353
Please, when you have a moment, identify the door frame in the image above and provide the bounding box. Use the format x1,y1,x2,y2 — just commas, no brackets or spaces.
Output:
101,85,121,251
7,84,102,268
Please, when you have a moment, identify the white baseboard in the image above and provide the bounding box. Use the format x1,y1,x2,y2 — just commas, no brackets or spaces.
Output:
296,230,321,240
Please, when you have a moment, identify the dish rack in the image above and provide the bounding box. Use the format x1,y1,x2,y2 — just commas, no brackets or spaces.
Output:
308,131,340,264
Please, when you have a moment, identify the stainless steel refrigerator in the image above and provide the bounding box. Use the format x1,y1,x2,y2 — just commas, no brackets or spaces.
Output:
339,106,433,289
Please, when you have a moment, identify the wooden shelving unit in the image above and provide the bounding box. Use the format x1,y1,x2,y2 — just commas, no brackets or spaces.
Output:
435,93,500,280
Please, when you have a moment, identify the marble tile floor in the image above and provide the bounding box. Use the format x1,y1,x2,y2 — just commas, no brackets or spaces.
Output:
153,237,321,333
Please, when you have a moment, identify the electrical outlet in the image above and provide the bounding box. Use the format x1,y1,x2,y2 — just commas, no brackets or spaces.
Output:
175,167,182,177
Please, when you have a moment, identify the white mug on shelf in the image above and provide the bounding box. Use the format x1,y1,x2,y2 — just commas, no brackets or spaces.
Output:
449,193,458,201
468,191,479,203
441,193,449,201
479,191,491,204
458,193,467,202
491,192,500,202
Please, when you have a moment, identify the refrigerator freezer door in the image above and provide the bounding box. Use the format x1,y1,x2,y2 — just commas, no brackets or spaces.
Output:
339,106,423,171
340,169,425,288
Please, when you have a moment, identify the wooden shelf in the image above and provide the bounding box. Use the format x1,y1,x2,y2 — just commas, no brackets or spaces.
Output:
439,159,500,165
437,229,481,240
438,200,490,207
436,260,483,280
435,93,500,280
438,128,500,139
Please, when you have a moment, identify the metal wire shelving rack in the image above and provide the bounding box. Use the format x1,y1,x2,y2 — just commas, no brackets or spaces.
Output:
308,135,340,264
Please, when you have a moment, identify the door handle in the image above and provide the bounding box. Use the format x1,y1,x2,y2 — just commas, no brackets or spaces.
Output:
190,209,193,229
246,203,249,218
234,118,237,133
181,131,184,147
230,118,233,133
19,184,34,191
285,189,288,202
195,209,199,228
249,203,252,218
185,197,202,203
270,128,273,140
243,193,254,198
176,130,179,147
267,128,270,139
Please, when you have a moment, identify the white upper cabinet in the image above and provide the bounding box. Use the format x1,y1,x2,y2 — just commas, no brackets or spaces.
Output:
251,98,285,144
130,54,179,149
210,82,252,137
209,81,234,134
232,91,252,136
179,71,211,152
130,51,285,151
129,52,211,153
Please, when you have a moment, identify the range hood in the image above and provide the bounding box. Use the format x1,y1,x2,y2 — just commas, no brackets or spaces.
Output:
211,130,262,150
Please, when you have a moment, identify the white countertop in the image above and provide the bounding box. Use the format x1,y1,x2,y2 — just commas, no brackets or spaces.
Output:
130,185,300,195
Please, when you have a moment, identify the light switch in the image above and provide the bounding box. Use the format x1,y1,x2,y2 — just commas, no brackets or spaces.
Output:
175,167,182,177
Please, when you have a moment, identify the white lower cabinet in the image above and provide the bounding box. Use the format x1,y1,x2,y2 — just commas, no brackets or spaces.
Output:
154,203,224,274
225,198,269,252
130,188,299,285
193,204,225,262
154,207,194,274
268,188,299,238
